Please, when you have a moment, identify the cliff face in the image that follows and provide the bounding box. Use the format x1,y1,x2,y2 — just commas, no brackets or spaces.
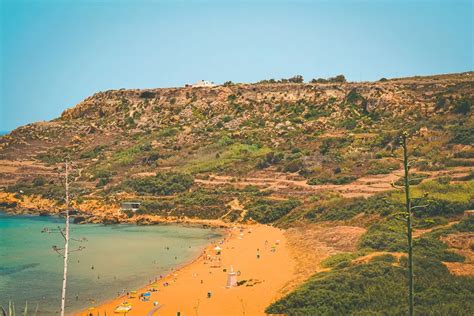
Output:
0,72,472,221
2,72,472,151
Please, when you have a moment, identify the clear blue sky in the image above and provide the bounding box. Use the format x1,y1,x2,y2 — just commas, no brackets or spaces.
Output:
1,0,472,131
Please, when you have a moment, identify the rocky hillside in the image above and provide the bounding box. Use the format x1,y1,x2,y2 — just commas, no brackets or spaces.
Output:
0,72,472,224
2,72,472,315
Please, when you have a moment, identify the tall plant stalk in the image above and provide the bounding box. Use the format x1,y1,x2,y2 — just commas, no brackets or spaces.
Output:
60,161,70,316
401,132,414,316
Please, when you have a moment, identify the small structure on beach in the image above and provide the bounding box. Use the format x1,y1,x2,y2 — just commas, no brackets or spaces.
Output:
214,245,222,255
226,266,238,288
120,201,141,214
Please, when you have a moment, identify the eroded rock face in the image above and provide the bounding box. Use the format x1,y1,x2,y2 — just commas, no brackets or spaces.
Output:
3,73,472,156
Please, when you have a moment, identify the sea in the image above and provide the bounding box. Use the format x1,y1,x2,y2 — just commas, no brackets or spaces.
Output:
0,211,221,315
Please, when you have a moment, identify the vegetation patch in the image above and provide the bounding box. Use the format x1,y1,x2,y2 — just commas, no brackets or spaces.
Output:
124,172,193,196
244,198,300,223
266,257,474,315
182,143,271,173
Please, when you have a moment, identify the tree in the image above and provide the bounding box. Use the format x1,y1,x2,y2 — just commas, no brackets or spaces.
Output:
47,161,86,316
329,74,347,83
453,98,471,115
288,75,304,83
310,78,328,83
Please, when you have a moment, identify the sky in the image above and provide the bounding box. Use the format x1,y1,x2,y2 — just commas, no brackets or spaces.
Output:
0,0,472,131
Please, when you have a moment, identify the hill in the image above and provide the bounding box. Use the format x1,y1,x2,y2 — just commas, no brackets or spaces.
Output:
0,72,472,223
1,72,473,314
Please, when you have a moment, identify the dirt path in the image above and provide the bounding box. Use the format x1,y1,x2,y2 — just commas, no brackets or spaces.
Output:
412,221,460,238
195,166,473,198
352,251,405,265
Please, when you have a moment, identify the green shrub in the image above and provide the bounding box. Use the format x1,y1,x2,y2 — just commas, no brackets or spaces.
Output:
319,136,353,155
158,127,179,137
6,179,76,202
321,252,359,268
366,159,400,175
371,254,397,263
411,197,473,218
32,177,46,187
282,159,303,173
139,91,156,98
452,216,474,232
414,236,464,262
80,145,106,159
245,199,300,223
305,194,399,222
394,173,428,186
359,219,406,252
307,175,356,185
125,172,194,196
449,124,474,144
267,257,474,315
392,180,474,203
453,98,471,114
415,216,448,229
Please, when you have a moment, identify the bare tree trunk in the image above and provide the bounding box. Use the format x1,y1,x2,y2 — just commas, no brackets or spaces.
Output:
60,161,70,316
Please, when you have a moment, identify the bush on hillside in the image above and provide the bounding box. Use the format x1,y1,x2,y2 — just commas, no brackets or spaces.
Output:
125,172,193,195
245,199,300,223
266,257,474,315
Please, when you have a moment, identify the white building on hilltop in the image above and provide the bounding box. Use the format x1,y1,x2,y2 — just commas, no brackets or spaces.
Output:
186,79,215,87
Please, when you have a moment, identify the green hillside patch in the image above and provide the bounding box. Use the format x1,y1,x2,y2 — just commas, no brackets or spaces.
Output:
135,188,231,219
244,198,301,223
182,143,271,173
305,194,400,222
266,257,474,315
391,180,474,204
124,172,193,196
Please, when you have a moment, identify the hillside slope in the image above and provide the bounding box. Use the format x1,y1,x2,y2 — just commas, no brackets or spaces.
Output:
1,72,473,315
0,72,472,223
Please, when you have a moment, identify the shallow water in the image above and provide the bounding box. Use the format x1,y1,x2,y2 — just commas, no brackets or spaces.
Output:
0,211,221,315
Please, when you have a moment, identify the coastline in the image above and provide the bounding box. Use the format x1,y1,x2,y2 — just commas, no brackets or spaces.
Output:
76,224,297,316
0,212,224,315
73,226,231,315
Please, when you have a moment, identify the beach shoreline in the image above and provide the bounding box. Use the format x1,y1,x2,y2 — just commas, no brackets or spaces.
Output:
76,224,297,316
73,226,231,315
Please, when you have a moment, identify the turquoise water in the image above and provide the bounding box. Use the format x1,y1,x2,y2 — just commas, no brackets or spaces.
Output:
0,211,221,315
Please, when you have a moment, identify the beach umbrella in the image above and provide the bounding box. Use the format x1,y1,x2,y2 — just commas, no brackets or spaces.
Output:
214,246,222,251
143,292,151,297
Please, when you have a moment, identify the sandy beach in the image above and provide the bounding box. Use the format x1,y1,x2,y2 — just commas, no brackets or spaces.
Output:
77,224,297,316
